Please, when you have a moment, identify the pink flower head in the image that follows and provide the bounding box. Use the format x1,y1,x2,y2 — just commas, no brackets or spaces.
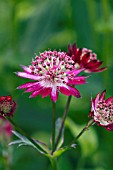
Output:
89,90,113,131
16,50,87,102
0,96,16,117
0,118,13,138
67,43,106,73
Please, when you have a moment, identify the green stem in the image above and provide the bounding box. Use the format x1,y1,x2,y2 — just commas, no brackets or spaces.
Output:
55,96,72,149
73,119,94,143
4,116,47,154
52,102,56,154
65,119,94,149
50,157,57,170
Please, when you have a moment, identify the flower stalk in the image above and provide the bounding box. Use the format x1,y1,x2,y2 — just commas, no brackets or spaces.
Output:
65,119,94,149
52,102,56,154
50,157,57,170
75,119,94,141
55,96,72,149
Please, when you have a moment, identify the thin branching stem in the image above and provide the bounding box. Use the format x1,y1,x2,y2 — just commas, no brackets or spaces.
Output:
67,119,94,148
75,119,94,141
55,96,72,150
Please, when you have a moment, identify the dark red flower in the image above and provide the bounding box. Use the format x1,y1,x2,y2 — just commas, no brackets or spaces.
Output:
0,96,16,117
67,43,106,73
89,90,113,131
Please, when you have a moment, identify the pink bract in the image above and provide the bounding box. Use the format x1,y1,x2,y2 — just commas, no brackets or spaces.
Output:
67,43,106,73
0,118,13,138
16,50,87,102
89,90,113,131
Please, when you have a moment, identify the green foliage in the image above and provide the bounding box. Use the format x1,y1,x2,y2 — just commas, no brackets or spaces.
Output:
0,0,113,169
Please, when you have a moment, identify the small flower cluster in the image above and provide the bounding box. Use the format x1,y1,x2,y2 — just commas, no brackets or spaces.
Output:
89,90,113,131
0,96,16,117
0,96,15,138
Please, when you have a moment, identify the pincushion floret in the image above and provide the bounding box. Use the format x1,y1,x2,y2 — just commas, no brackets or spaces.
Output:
16,50,87,102
89,90,113,131
67,43,106,73
0,96,16,117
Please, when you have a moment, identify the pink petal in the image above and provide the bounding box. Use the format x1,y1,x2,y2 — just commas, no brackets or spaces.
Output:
41,88,51,98
30,88,43,98
66,68,84,76
90,97,95,111
20,65,32,73
50,87,58,102
67,86,81,98
85,61,102,68
105,123,113,131
68,76,87,85
82,53,90,64
17,82,39,89
99,90,106,100
59,86,72,96
94,93,100,106
106,96,113,104
25,84,41,92
68,43,77,56
89,67,107,73
16,72,44,80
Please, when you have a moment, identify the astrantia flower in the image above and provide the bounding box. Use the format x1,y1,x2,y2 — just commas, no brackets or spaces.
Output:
67,43,106,73
89,90,113,131
0,96,16,117
16,50,87,102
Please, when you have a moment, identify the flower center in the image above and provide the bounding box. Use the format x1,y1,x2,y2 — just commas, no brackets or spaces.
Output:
29,51,75,84
96,100,113,125
75,63,80,69
0,101,13,115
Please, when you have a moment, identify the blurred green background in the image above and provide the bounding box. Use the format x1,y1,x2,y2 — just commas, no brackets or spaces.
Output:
0,0,113,169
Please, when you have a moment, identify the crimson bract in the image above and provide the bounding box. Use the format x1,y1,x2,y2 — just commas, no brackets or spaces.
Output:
67,43,106,73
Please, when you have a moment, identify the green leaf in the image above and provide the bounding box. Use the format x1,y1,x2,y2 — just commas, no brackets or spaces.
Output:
53,144,76,158
65,117,98,157
10,130,49,155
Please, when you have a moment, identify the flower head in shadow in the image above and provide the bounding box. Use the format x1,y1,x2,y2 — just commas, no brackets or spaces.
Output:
0,96,16,117
16,50,87,102
0,118,13,138
67,43,106,73
89,90,113,131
